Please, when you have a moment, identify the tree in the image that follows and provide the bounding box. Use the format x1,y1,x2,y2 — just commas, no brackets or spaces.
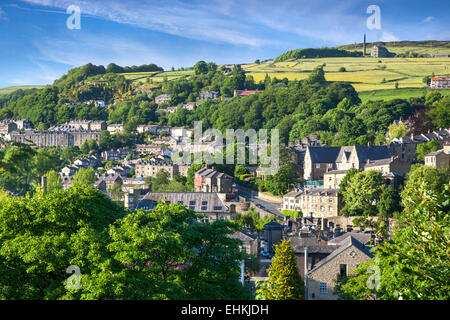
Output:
427,96,450,130
0,186,126,299
305,66,326,84
72,167,96,187
338,168,359,195
387,122,407,141
337,183,450,300
416,140,441,161
0,144,36,193
61,146,81,163
151,169,170,191
256,239,304,300
341,170,385,217
234,164,248,177
401,164,449,201
45,170,63,193
99,130,113,151
109,202,252,299
194,61,208,75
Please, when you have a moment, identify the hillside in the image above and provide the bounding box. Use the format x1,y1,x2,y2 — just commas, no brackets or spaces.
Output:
0,85,46,95
242,56,449,97
339,40,450,56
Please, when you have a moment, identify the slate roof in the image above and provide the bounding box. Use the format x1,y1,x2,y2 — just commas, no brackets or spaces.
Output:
426,149,445,157
307,146,341,163
353,145,391,163
195,167,233,179
327,231,373,246
263,221,284,230
229,230,257,242
308,236,373,274
135,192,228,213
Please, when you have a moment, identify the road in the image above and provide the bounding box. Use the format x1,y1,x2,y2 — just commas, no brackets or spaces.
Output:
235,184,284,219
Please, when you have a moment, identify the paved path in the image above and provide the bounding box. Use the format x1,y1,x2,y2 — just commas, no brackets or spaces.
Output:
235,184,284,219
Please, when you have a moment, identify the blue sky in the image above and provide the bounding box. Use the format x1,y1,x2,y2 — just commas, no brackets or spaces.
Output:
0,0,448,87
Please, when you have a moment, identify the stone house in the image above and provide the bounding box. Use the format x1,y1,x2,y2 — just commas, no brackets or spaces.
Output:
95,173,123,192
107,124,124,134
282,188,342,218
424,144,450,169
136,124,171,135
194,167,233,194
182,101,204,110
0,121,18,136
306,236,373,300
304,145,406,182
229,230,259,255
370,45,394,58
198,90,219,100
155,94,171,104
101,148,132,161
135,144,170,157
134,159,180,179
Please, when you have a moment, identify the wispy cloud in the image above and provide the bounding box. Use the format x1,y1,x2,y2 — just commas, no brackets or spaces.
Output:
19,0,281,46
423,16,434,23
33,32,173,68
380,31,400,42
0,8,8,21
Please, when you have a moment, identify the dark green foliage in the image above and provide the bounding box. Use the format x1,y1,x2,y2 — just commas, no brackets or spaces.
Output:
274,47,361,62
0,187,251,300
337,183,450,300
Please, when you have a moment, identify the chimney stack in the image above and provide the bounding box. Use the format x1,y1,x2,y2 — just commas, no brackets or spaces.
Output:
41,176,47,194
363,34,366,56
304,247,308,299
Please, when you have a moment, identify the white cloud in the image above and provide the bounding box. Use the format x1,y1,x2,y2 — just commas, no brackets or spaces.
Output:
380,31,400,42
33,33,173,68
19,0,279,46
0,8,8,20
423,16,434,22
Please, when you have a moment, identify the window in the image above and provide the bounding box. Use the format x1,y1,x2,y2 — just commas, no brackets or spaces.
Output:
201,206,207,211
316,163,320,169
177,201,183,204
189,200,196,205
189,206,195,210
319,282,328,294
201,201,208,205
339,264,347,277
213,206,222,211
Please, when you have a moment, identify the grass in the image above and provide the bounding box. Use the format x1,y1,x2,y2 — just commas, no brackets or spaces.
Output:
243,56,450,93
339,41,450,56
358,88,450,103
0,85,46,95
123,70,195,84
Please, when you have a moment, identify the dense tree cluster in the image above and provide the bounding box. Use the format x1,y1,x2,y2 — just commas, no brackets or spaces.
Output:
335,172,449,300
0,186,252,300
274,48,361,62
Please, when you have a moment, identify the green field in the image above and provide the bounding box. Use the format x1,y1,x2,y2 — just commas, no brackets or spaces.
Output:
0,85,46,95
358,88,450,103
339,40,450,56
122,70,194,84
243,56,450,92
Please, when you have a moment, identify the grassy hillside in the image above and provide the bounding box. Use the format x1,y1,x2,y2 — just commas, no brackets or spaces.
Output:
0,85,46,95
121,70,194,84
339,40,450,56
243,56,450,94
